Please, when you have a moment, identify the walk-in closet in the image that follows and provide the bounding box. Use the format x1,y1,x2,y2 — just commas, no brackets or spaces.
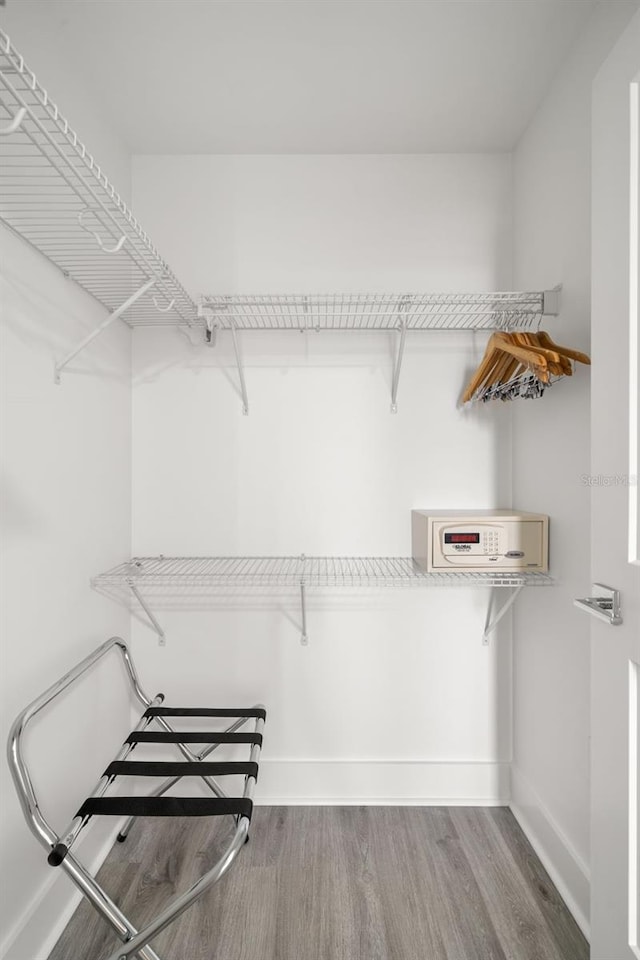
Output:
1,2,639,959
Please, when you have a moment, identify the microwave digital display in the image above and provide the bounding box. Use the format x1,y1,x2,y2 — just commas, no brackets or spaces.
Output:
445,533,480,544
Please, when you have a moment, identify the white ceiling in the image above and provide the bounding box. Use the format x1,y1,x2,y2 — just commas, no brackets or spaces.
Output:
4,0,599,154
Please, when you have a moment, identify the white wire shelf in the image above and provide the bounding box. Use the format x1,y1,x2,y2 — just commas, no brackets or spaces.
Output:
197,290,560,414
198,291,558,333
0,31,560,403
0,29,197,336
0,29,557,340
92,556,553,589
93,555,553,646
94,555,554,589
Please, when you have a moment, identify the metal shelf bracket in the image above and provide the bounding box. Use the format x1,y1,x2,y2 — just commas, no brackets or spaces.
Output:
483,584,524,644
390,296,411,413
300,580,309,645
54,276,159,383
199,306,219,348
390,318,407,414
127,580,167,646
298,554,309,644
199,306,249,414
229,319,249,416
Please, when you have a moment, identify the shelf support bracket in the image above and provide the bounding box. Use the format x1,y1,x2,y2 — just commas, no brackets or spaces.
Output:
199,306,219,348
128,581,167,646
390,318,407,414
229,318,249,415
483,584,524,644
54,276,159,383
300,580,309,645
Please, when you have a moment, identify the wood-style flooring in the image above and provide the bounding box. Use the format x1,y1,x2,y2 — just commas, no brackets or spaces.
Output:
48,806,588,960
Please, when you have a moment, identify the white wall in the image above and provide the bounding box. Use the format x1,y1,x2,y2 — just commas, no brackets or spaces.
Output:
0,229,133,960
130,154,516,804
510,0,640,938
0,9,134,959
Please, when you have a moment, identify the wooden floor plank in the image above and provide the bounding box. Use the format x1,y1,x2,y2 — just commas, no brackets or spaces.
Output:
328,808,390,960
405,806,509,960
47,806,589,960
449,808,583,960
487,808,588,959
48,861,142,960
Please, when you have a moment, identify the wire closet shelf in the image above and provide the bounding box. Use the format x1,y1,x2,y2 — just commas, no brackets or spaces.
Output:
0,28,197,330
94,556,554,589
93,557,554,645
198,292,557,333
0,33,558,343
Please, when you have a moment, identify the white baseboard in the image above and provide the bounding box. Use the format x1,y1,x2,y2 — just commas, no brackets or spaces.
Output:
1,823,120,960
255,759,510,805
510,764,590,941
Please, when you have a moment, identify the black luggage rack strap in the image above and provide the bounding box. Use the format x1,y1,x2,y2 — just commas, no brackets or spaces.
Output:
51,701,266,866
8,638,266,960
66,720,264,836
144,706,266,719
126,730,263,746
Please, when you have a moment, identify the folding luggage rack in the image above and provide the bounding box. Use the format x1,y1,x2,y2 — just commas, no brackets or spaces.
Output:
7,637,266,960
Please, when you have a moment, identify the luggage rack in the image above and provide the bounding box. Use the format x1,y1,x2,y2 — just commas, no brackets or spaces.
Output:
92,555,555,646
7,638,266,960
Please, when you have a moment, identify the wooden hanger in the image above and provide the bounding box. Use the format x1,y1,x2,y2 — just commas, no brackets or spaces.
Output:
461,333,549,403
534,331,591,365
461,328,590,404
512,332,572,376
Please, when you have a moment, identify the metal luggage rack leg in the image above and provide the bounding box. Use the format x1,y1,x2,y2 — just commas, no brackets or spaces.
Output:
7,637,266,960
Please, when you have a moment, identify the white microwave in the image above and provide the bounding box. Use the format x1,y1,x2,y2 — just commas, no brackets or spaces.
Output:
411,510,549,573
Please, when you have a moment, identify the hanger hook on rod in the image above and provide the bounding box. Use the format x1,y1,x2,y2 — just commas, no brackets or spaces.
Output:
0,106,27,136
78,208,127,254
